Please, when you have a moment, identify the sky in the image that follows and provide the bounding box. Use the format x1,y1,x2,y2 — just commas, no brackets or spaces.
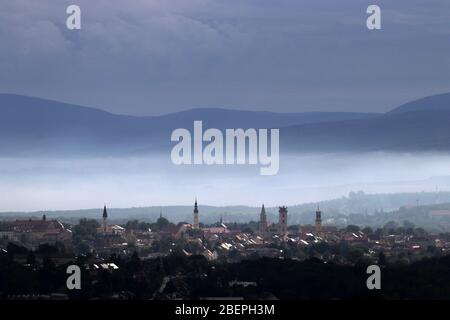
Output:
1,0,450,115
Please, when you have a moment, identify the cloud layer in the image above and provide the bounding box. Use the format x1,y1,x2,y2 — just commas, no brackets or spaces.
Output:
1,0,450,114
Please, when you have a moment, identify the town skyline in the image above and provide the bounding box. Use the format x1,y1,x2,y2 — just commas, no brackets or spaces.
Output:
2,195,450,300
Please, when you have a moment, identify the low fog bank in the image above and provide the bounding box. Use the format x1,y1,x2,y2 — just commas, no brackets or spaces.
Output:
2,152,450,212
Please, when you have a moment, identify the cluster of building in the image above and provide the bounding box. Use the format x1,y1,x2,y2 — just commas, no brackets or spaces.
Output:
159,200,450,263
3,199,450,264
95,206,127,248
0,215,72,249
69,200,328,258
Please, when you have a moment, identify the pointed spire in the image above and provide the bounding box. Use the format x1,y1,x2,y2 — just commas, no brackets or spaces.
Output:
103,205,108,218
194,197,199,212
193,197,199,229
259,204,268,235
42,214,46,221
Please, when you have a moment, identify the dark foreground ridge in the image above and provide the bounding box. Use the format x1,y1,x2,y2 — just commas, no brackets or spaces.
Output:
2,250,450,300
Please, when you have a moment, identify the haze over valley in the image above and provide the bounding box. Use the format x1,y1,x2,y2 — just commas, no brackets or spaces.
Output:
2,94,450,215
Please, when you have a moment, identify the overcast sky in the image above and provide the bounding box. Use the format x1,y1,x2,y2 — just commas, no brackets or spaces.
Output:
1,0,450,115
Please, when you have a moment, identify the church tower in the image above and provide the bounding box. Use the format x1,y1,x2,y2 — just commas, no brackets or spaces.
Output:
102,205,108,232
315,206,322,232
259,204,268,235
193,198,199,229
278,206,288,234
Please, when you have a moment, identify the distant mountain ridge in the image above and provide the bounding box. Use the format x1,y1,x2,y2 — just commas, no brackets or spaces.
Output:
388,93,450,114
1,92,450,155
0,94,376,156
282,93,450,153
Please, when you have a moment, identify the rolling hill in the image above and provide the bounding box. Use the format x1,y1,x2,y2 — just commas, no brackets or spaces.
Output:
1,92,450,155
282,93,450,153
0,94,376,156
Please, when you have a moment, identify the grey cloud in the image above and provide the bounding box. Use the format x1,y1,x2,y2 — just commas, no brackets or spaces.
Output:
0,0,450,115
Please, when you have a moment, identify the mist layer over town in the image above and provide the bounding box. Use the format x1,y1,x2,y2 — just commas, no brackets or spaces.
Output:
1,151,450,212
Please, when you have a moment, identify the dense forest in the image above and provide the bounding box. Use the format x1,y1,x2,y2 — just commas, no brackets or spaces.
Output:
1,246,450,300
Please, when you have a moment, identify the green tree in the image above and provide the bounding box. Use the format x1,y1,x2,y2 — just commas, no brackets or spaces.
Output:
346,225,360,233
72,218,100,245
362,227,373,236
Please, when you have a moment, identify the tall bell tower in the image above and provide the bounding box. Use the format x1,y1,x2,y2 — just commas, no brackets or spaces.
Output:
193,198,199,229
102,205,108,232
315,206,322,232
278,206,288,234
259,204,268,235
